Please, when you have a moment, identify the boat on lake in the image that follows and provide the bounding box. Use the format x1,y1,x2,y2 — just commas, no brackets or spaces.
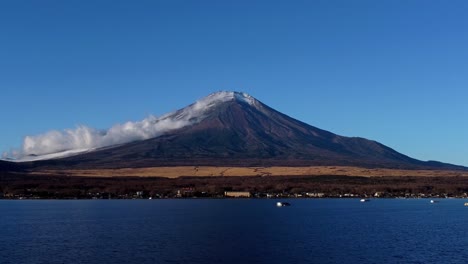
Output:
360,199,370,202
276,202,291,207
430,200,439,203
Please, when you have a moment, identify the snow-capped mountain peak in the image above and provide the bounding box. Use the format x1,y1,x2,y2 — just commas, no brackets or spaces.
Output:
159,91,259,122
192,91,257,110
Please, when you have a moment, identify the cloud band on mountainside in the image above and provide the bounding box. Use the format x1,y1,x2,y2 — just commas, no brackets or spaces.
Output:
2,91,255,161
4,115,190,160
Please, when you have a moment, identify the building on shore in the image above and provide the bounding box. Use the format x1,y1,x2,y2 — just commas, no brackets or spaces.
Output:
224,191,251,198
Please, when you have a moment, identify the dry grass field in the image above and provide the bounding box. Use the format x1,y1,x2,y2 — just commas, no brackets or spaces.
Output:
32,166,468,178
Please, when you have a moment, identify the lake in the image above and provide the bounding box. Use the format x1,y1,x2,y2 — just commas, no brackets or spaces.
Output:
1,199,468,264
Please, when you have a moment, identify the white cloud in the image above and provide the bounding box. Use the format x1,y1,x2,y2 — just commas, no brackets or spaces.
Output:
11,114,193,160
3,91,255,161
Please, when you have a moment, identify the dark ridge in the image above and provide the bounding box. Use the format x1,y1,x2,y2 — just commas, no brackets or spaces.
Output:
0,160,22,172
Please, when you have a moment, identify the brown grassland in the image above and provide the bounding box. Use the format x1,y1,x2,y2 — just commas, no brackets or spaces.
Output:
32,166,468,178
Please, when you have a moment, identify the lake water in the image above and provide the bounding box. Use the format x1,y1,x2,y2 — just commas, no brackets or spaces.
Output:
1,199,468,264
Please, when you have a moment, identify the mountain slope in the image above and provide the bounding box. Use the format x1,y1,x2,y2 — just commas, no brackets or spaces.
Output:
28,92,464,170
0,160,21,172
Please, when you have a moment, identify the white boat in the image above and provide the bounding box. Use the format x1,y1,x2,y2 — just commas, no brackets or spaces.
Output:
276,202,291,207
430,200,439,203
360,199,370,202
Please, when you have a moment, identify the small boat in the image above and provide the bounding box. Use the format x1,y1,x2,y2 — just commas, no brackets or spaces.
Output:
430,200,439,203
276,202,291,207
464,202,468,206
360,199,370,202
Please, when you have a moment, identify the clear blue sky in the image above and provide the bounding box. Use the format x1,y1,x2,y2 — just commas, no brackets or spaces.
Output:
1,0,467,165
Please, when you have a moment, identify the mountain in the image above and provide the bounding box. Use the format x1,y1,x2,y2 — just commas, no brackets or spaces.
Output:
20,91,464,170
0,160,21,172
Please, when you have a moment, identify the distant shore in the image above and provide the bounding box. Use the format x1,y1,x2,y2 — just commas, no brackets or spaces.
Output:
2,171,468,200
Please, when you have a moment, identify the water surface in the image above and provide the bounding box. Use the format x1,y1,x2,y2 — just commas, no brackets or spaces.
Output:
1,199,467,264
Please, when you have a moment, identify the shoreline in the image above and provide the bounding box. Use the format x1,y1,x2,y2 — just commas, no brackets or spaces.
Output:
3,172,468,200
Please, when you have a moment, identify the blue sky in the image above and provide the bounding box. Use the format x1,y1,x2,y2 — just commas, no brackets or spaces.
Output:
1,0,467,166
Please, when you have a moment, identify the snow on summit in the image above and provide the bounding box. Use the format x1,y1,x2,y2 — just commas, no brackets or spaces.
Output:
193,91,257,108
2,91,258,162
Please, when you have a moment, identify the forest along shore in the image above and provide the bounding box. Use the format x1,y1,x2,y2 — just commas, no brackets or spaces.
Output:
2,171,468,199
